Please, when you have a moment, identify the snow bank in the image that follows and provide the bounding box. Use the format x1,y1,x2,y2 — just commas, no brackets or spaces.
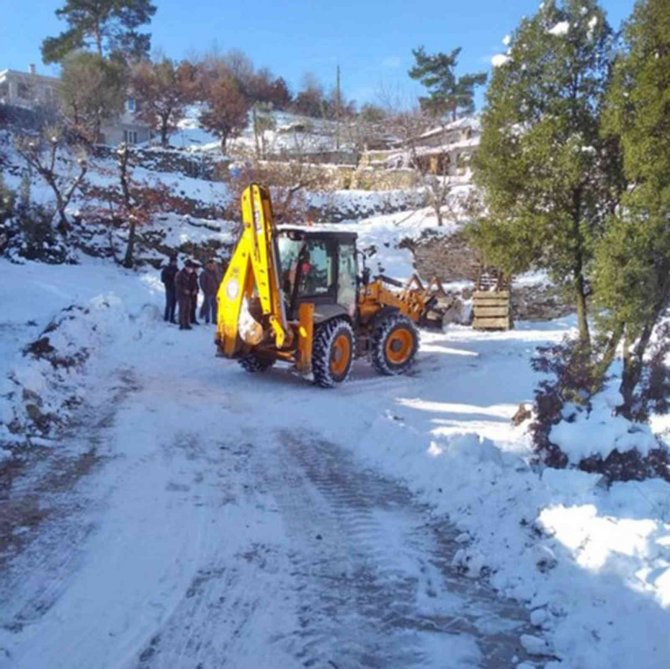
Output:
0,261,163,449
355,325,670,668
550,382,660,464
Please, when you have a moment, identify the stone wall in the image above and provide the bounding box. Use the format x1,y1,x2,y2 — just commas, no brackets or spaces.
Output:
350,168,420,191
406,229,572,322
408,230,481,282
92,145,226,181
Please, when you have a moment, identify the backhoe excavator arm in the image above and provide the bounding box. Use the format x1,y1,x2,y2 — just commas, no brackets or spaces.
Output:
216,184,290,356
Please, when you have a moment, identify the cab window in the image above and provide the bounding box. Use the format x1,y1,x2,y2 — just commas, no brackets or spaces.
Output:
301,239,334,296
337,242,356,308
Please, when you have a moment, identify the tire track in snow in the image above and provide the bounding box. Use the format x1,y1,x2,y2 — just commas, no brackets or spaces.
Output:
270,429,534,668
0,369,137,639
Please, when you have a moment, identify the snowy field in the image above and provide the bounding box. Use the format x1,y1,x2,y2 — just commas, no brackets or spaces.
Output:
0,259,669,669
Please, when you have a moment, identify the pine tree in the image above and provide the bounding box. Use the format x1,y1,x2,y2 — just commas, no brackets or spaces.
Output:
594,0,670,415
408,47,486,120
41,0,157,64
59,51,126,143
469,0,617,344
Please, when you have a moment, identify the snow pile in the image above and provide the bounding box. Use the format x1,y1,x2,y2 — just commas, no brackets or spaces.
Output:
353,326,670,667
0,260,175,456
0,296,132,446
550,382,660,464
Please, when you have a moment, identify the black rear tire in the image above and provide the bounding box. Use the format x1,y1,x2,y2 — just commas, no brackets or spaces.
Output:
371,313,419,375
238,353,275,373
312,320,355,388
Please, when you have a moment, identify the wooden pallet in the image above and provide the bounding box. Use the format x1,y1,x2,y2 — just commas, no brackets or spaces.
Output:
472,290,512,330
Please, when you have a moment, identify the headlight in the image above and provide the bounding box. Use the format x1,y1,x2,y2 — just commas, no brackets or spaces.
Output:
225,279,239,299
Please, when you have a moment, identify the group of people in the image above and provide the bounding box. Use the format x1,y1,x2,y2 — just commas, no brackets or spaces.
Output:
160,256,224,331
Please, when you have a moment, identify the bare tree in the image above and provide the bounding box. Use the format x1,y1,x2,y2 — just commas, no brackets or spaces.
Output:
251,102,275,159
199,71,250,155
15,129,88,233
131,57,197,147
228,143,330,227
115,143,171,267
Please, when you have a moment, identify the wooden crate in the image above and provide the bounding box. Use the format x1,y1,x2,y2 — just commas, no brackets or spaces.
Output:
472,290,512,330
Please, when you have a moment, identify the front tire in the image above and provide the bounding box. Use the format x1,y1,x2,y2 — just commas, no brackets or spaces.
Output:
312,320,355,388
371,313,419,375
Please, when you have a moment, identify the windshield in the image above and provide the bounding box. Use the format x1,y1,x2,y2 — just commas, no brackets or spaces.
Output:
278,235,335,299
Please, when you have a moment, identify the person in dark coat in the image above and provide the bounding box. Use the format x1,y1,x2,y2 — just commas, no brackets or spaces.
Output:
160,256,178,323
175,261,196,330
199,260,221,324
189,263,200,325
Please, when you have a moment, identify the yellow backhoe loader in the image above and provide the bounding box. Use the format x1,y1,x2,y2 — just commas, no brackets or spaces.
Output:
215,183,450,387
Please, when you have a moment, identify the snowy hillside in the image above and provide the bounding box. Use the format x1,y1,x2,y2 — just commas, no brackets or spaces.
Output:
171,105,351,156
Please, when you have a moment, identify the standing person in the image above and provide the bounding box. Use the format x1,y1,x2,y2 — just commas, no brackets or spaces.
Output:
160,255,178,323
199,259,220,324
175,261,195,330
189,262,200,325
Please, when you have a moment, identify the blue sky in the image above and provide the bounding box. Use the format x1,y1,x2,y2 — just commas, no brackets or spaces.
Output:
2,0,636,107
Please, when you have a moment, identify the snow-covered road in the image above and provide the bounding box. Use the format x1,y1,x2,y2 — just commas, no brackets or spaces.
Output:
0,315,539,668
2,262,670,669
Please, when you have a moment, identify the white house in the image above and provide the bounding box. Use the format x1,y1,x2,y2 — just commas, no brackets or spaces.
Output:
0,65,150,146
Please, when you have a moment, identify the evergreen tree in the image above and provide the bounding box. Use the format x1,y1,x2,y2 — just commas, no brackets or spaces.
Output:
59,51,126,143
41,0,157,64
469,0,617,344
595,0,670,414
408,46,486,120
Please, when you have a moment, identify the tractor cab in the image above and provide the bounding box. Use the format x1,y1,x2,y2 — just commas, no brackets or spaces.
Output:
277,226,359,323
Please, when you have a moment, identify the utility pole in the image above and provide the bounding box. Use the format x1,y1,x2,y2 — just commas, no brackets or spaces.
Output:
335,64,341,151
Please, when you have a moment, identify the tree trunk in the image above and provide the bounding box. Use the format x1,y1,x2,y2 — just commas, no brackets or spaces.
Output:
575,274,590,346
123,219,136,269
252,107,261,159
619,329,649,419
434,202,443,227
160,123,169,148
220,133,228,156
571,187,590,346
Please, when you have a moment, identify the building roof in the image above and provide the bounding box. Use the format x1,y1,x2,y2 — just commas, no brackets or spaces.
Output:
0,68,60,84
416,116,481,141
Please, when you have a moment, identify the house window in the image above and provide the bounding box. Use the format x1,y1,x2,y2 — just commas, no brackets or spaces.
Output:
126,97,136,112
124,129,139,145
17,82,30,99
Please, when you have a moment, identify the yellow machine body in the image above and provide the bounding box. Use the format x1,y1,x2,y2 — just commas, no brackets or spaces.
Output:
215,184,451,386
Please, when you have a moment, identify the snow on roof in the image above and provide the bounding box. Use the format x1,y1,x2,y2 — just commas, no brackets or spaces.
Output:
417,116,480,140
